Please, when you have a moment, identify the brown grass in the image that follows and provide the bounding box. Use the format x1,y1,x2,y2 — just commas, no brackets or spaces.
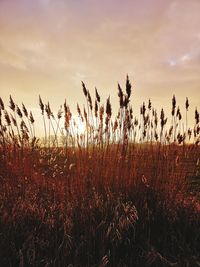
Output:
0,76,200,267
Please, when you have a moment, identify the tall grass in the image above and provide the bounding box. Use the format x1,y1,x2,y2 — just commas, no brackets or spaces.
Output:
0,77,200,267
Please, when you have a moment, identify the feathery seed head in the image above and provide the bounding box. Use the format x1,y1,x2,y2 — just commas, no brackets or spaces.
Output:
82,81,88,97
0,97,4,110
106,96,112,118
4,110,11,126
95,100,98,117
185,97,189,111
10,114,17,127
118,83,124,108
95,87,100,103
195,108,199,124
172,95,176,116
9,95,15,111
87,90,93,110
39,95,44,115
126,75,132,99
29,112,35,124
16,105,23,118
22,103,28,117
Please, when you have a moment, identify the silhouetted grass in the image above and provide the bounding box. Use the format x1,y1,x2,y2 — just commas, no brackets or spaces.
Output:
0,76,200,266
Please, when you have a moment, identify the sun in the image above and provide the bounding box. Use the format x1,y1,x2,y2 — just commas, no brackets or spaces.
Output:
74,116,86,135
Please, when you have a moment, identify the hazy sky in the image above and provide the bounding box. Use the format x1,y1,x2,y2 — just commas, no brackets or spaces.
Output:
0,0,200,130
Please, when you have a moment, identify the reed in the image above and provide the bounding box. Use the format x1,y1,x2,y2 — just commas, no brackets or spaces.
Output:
0,77,199,267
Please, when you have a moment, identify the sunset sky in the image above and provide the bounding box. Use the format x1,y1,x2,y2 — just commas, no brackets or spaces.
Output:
0,0,200,132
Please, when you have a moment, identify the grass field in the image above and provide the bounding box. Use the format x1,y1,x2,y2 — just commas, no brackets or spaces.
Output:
0,77,200,266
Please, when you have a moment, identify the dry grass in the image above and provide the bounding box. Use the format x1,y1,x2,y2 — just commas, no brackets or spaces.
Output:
0,76,200,267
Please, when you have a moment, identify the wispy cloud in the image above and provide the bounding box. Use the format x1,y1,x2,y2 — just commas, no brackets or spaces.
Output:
0,0,199,119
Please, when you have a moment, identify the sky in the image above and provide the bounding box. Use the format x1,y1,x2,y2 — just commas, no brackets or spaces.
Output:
0,0,200,133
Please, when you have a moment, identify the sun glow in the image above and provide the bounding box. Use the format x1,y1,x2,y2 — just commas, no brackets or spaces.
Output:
74,116,86,135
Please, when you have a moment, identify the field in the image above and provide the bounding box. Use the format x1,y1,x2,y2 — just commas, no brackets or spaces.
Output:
0,77,200,267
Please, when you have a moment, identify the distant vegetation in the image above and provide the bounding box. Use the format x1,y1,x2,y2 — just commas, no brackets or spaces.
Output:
0,76,200,267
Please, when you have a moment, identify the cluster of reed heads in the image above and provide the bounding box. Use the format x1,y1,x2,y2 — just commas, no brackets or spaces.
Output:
0,76,199,152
